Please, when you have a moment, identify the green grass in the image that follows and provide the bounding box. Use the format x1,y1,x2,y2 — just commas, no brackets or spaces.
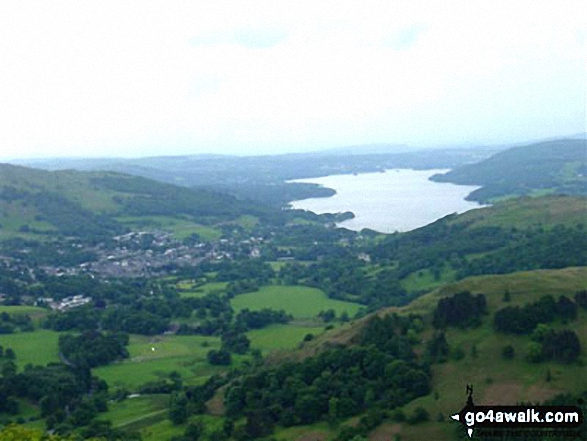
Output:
0,305,49,323
117,215,222,241
273,421,334,441
234,215,258,231
93,334,224,390
0,203,57,239
369,266,587,441
0,329,60,368
134,413,224,441
268,261,289,271
400,267,456,293
451,195,587,229
404,266,587,317
230,285,361,319
247,324,326,351
102,395,169,429
137,419,185,441
178,282,228,298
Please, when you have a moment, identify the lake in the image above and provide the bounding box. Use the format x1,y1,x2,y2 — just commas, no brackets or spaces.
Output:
288,169,486,233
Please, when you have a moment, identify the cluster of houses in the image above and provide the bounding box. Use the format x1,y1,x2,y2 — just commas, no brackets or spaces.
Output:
36,295,92,311
38,230,267,279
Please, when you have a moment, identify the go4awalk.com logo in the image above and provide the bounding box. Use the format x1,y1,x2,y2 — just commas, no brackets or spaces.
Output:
451,385,584,438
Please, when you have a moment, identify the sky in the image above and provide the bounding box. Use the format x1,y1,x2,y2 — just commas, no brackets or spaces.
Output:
0,0,585,159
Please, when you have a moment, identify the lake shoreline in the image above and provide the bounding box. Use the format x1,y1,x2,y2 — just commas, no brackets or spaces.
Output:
288,168,486,233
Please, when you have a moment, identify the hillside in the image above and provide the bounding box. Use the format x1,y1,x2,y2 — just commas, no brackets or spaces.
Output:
265,267,587,440
430,138,587,202
448,194,587,229
0,163,278,240
12,148,495,207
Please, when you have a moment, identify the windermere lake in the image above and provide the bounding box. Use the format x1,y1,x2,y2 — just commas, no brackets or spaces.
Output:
289,169,486,233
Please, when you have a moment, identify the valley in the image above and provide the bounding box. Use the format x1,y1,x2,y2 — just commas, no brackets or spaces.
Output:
0,138,585,440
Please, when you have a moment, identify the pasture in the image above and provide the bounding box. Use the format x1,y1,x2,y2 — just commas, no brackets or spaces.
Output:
247,324,326,351
0,329,60,368
116,215,222,240
102,394,169,429
178,281,228,298
230,285,361,319
93,334,225,390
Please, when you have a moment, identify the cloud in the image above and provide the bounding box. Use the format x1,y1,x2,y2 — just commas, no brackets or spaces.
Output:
383,25,426,51
189,28,289,49
0,0,585,158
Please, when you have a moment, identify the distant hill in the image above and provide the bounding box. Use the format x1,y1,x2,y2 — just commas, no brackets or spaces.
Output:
431,138,587,202
11,148,496,207
0,164,276,240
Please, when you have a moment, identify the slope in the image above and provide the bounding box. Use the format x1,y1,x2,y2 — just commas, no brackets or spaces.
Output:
430,138,587,202
0,163,278,240
272,266,587,441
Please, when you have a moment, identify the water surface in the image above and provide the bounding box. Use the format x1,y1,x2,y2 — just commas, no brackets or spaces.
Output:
289,169,485,233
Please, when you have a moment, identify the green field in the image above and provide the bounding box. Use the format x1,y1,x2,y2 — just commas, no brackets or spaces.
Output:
400,267,456,293
93,334,224,390
102,394,169,429
230,285,361,319
234,215,259,231
178,281,228,298
0,305,50,324
104,395,226,441
138,419,185,441
117,215,222,241
247,324,326,351
0,329,60,368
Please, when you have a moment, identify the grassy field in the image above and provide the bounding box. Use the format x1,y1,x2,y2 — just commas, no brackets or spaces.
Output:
103,395,169,428
451,195,587,229
247,324,326,351
103,394,226,441
400,267,457,293
230,285,361,319
234,215,258,231
138,419,185,441
0,305,50,326
93,334,224,390
178,281,228,298
0,329,60,368
117,215,222,241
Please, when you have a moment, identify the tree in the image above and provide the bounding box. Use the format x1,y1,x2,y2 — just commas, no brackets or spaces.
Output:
169,393,189,425
207,349,231,366
556,296,577,322
426,332,449,363
502,345,515,360
184,421,205,440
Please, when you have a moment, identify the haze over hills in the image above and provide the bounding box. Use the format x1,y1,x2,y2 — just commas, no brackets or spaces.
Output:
431,138,587,202
0,163,281,240
0,142,586,440
9,146,496,208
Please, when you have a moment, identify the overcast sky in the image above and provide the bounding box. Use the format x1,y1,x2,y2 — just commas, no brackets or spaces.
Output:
1,1,585,159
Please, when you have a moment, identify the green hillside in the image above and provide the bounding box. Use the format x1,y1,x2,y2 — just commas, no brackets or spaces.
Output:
449,195,586,229
431,138,587,202
0,163,277,240
269,267,587,441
